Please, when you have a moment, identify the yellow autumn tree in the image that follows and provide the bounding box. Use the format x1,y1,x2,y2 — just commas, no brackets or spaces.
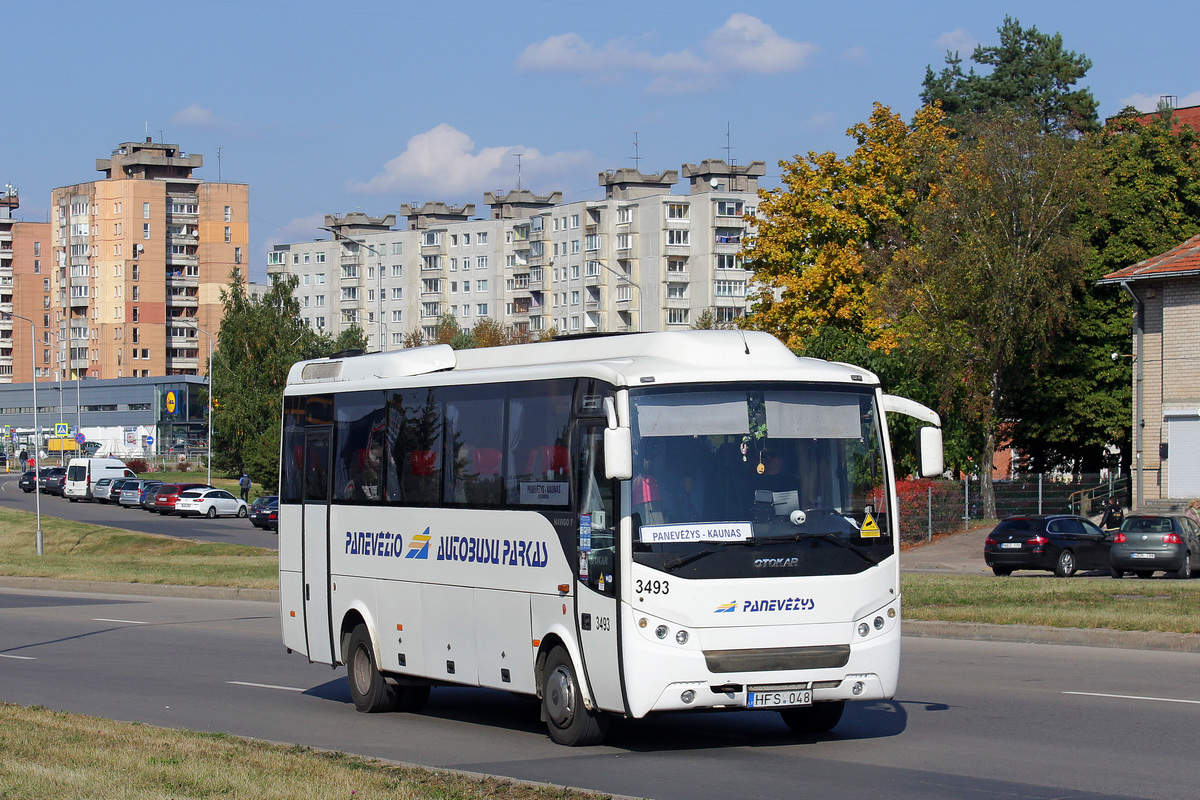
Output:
742,103,954,352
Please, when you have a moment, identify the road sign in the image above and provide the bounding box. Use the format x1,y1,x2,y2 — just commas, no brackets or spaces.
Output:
145,435,155,447
55,423,70,437
75,432,86,445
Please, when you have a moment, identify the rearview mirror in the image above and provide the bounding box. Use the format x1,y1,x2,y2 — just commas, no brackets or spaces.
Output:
917,426,944,478
604,427,632,481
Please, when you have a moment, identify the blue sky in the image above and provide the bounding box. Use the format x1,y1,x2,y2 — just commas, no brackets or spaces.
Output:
6,1,1198,281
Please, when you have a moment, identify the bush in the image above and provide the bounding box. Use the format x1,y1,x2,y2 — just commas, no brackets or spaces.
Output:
896,479,962,545
125,459,149,474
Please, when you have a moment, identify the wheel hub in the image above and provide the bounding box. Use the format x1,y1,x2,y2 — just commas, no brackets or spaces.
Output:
545,666,575,726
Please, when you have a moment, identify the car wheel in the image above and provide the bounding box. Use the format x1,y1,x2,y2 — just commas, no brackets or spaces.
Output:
1175,552,1191,580
541,646,608,746
346,624,398,713
992,567,1012,577
206,506,217,519
780,700,845,735
1110,567,1124,579
1054,549,1076,578
237,506,248,518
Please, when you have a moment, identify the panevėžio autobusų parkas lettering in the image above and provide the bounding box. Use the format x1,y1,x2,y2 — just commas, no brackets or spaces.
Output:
436,535,549,568
345,529,404,557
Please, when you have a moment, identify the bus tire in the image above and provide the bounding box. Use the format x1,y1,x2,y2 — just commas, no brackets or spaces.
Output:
780,700,845,734
541,646,608,746
347,624,398,713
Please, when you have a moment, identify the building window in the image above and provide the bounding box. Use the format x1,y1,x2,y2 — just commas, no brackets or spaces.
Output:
392,287,403,300
392,242,403,255
392,310,403,322
224,226,231,243
478,231,488,244
315,252,326,263
224,206,232,222
143,202,151,219
391,264,402,277
716,253,741,270
315,317,325,329
316,273,326,285
617,207,633,224
143,223,151,240
667,229,689,246
234,247,242,265
341,287,358,301
667,258,687,273
665,203,689,220
316,295,326,307
667,284,687,299
716,200,744,217
715,280,746,297
667,308,690,325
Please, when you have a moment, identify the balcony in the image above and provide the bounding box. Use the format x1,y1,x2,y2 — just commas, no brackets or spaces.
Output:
167,292,198,308
166,271,198,287
167,355,199,370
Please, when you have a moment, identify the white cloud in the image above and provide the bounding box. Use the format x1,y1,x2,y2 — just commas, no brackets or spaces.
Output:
171,103,248,136
516,14,814,93
275,213,327,245
935,29,976,55
841,46,868,65
1119,91,1200,113
348,124,593,198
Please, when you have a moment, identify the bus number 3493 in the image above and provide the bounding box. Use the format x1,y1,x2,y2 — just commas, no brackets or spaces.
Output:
636,579,669,595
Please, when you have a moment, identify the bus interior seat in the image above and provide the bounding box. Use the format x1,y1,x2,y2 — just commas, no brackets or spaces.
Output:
472,447,502,476
527,445,569,479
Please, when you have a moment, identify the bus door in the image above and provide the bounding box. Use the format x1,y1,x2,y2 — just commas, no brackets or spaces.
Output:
302,428,335,665
573,424,625,713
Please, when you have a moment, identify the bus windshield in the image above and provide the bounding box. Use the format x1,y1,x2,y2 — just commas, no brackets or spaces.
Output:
629,384,891,579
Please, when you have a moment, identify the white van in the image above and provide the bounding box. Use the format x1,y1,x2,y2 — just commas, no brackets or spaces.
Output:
64,457,137,502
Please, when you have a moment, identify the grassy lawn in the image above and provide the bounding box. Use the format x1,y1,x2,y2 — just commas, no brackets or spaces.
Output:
902,572,1200,633
0,703,608,800
0,507,277,589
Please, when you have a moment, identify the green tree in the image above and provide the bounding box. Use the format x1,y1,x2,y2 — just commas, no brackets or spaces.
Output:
887,109,1101,515
211,273,366,488
742,103,953,352
922,16,1099,134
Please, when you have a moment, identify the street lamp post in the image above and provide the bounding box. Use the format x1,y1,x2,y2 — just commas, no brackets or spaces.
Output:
4,311,43,555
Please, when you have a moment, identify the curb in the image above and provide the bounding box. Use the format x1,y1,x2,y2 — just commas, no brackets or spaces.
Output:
904,619,1200,653
0,576,278,603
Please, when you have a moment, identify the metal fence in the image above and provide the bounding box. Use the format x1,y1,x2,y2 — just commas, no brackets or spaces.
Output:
896,473,1130,546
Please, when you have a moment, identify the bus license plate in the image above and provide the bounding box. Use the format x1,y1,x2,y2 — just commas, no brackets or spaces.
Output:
747,686,812,708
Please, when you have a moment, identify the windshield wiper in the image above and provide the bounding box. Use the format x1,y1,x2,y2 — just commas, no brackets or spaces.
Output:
662,542,739,573
804,532,883,566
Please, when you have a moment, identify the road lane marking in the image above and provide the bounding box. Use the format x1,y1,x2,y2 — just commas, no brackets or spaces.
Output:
92,618,149,625
0,653,36,660
227,681,305,693
1064,691,1200,706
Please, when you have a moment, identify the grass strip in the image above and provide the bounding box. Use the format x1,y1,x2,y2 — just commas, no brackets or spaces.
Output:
0,703,608,800
0,507,277,589
902,572,1200,633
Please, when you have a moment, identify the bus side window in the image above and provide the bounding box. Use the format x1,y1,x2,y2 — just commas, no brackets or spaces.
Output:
506,379,574,507
386,387,443,505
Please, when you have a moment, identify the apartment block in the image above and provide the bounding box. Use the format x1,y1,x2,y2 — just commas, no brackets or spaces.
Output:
266,159,764,348
0,188,53,383
48,139,248,381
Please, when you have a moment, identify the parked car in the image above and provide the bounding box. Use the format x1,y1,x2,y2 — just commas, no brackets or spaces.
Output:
984,514,1115,577
18,469,41,493
1110,514,1200,579
175,488,249,519
248,495,278,531
102,477,135,503
118,480,152,507
138,481,166,510
39,467,67,495
151,483,211,515
91,478,115,503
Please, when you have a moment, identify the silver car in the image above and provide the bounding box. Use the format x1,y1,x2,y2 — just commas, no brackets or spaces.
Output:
118,479,149,507
1110,514,1199,579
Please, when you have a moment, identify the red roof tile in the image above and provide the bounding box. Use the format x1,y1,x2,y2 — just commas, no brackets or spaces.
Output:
1099,233,1200,284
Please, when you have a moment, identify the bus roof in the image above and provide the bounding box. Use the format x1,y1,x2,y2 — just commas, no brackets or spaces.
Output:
284,331,879,392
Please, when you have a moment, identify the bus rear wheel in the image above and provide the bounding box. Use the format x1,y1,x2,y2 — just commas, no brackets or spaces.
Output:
541,646,608,746
780,700,845,734
347,624,398,713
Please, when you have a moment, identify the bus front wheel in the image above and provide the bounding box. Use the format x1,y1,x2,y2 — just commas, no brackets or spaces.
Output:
347,624,398,713
780,700,845,734
541,646,608,746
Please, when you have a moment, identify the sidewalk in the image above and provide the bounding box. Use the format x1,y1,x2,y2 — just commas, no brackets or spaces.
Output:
901,525,993,574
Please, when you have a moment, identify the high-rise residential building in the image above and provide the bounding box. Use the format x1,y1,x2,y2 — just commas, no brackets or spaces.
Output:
0,188,52,384
48,139,248,381
266,159,764,349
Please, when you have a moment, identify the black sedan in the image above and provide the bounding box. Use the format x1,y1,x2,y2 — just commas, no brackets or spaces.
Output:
1110,514,1199,579
39,467,67,495
18,469,41,493
248,495,278,531
984,514,1114,577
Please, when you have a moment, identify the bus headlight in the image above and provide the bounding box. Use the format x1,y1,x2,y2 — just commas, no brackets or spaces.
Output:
858,622,870,637
656,625,669,639
874,616,885,630
675,630,689,645
681,689,696,704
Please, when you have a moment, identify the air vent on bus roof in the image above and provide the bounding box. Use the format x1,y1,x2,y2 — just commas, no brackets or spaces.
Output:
301,361,343,381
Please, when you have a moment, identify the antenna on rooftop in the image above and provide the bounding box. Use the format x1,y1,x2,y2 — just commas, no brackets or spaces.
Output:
515,152,523,191
631,132,640,171
724,122,736,167
216,146,223,182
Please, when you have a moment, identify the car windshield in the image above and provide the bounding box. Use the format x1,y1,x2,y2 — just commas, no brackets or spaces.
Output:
179,491,203,499
628,384,891,579
1121,517,1174,533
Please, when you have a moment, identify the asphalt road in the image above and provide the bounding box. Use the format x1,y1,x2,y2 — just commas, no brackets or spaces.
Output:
3,584,1198,800
0,472,278,549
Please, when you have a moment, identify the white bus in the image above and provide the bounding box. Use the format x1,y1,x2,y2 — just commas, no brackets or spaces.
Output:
278,330,943,745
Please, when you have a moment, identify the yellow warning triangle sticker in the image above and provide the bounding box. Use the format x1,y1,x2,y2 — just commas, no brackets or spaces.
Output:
860,512,881,538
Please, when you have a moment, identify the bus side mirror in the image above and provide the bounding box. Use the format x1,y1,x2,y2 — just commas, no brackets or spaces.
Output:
917,426,944,478
604,427,633,481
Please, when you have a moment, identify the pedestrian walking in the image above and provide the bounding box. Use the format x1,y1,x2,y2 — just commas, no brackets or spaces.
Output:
239,472,251,502
1186,499,1200,527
